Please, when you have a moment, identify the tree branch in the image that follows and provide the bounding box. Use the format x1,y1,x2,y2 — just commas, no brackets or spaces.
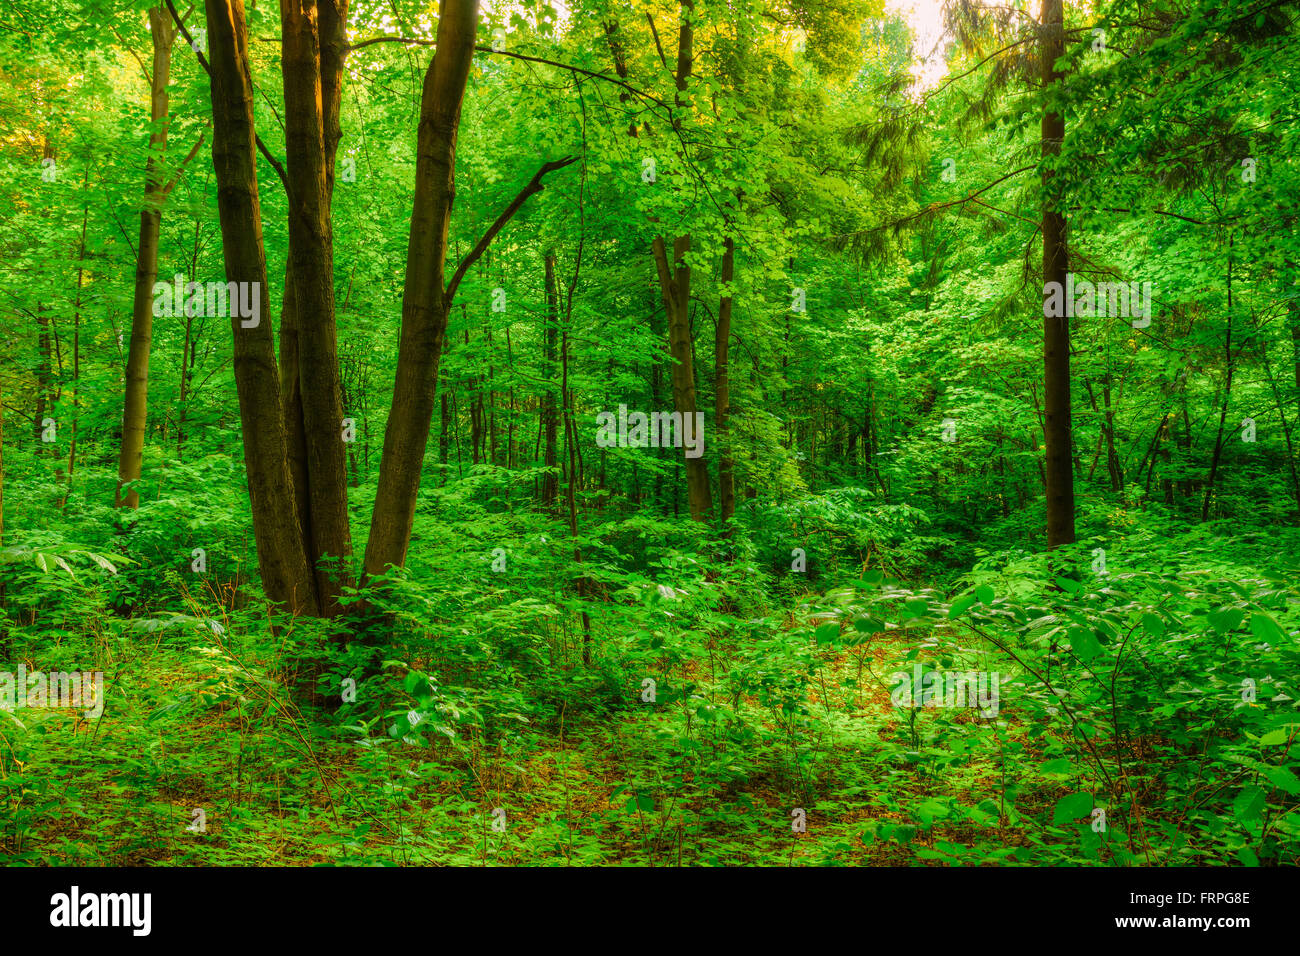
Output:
161,126,209,196
444,156,578,305
345,36,668,108
841,164,1037,237
163,0,290,194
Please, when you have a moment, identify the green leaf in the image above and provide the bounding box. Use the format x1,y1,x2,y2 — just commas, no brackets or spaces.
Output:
1070,627,1103,661
949,594,978,618
1259,727,1296,746
1260,766,1300,796
853,616,885,634
1209,607,1245,634
1249,612,1286,643
815,622,841,645
1052,792,1093,825
903,597,930,618
624,793,654,813
1232,786,1266,824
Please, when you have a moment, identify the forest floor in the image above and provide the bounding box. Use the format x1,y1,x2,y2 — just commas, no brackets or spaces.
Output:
8,621,1107,866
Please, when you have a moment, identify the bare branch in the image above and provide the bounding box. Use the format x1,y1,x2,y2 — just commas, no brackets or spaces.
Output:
345,35,669,108
163,0,289,194
161,126,209,196
444,156,579,305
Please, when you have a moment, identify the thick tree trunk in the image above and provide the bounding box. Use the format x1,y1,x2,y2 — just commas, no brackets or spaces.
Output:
117,6,177,510
1041,0,1074,547
279,0,353,615
363,0,479,579
280,0,346,537
204,0,319,615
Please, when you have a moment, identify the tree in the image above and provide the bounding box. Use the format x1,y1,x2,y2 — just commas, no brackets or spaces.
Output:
1040,0,1074,547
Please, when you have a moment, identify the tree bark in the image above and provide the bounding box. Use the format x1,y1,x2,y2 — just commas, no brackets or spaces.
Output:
1041,0,1074,547
117,6,177,510
716,236,735,524
653,235,712,520
363,0,480,579
1202,242,1235,522
204,0,319,615
540,251,560,509
279,0,353,615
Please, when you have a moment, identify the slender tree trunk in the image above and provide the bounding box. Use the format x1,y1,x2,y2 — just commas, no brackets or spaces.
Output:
439,390,450,469
649,282,666,510
1262,336,1300,515
1041,0,1074,547
540,251,559,508
34,306,52,447
177,216,201,462
1286,260,1300,391
1202,242,1235,521
64,171,89,510
643,0,710,523
117,6,177,509
34,139,56,450
1,378,5,547
505,324,515,469
653,235,712,520
716,236,735,525
1103,376,1123,493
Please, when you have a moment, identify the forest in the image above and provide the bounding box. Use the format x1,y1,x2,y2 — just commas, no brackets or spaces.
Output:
0,0,1297,870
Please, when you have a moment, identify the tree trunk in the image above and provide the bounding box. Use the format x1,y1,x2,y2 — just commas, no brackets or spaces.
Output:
363,0,480,580
117,6,177,510
34,306,52,447
177,218,201,462
1041,0,1074,547
64,172,89,510
652,235,712,520
716,236,735,525
1202,243,1235,522
279,0,353,615
1103,376,1123,493
204,0,319,615
540,251,559,508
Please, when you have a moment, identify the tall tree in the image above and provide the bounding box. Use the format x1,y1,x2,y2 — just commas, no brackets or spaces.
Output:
1041,0,1074,547
278,0,353,615
364,0,573,579
540,250,559,509
649,0,712,522
716,236,735,525
203,0,320,615
116,6,178,510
